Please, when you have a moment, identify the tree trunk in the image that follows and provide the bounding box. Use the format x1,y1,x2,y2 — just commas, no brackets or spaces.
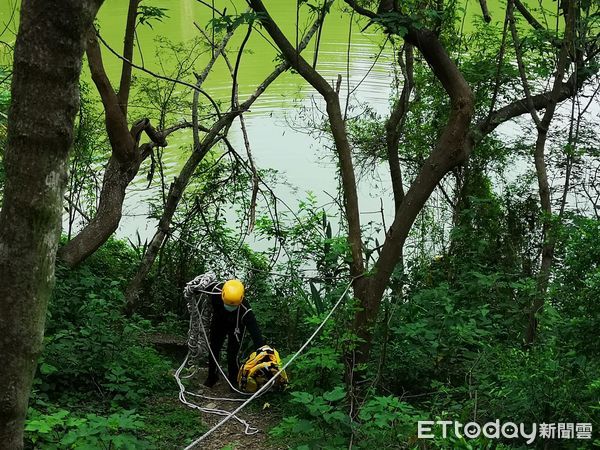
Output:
356,27,475,362
58,155,142,266
518,0,574,346
0,0,103,447
249,0,474,363
57,31,165,266
341,0,588,363
117,0,141,117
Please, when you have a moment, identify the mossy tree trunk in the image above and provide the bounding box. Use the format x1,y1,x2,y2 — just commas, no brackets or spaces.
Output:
0,0,103,447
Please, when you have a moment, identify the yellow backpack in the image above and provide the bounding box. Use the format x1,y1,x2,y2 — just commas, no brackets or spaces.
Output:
237,345,289,393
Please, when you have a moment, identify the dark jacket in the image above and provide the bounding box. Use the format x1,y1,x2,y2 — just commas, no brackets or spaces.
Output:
205,281,264,382
208,288,264,348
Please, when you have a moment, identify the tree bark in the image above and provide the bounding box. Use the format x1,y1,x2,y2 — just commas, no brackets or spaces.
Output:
125,113,233,314
247,0,367,291
117,0,140,117
366,26,474,312
385,44,413,210
343,0,589,362
0,0,103,447
57,31,166,266
523,0,574,346
249,0,474,362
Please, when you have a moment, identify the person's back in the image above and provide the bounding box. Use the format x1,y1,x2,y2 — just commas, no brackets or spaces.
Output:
204,279,264,388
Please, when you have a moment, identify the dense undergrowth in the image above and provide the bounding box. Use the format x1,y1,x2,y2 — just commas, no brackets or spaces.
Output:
26,190,600,448
25,240,204,449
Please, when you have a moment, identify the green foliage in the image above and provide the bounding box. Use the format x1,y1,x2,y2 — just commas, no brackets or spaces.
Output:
355,396,424,445
476,346,598,429
38,241,171,408
140,400,207,448
64,82,109,235
551,216,600,355
5,2,597,448
137,6,169,29
25,239,207,448
356,175,600,448
208,11,263,33
270,387,351,449
272,388,425,449
288,346,345,393
25,407,149,449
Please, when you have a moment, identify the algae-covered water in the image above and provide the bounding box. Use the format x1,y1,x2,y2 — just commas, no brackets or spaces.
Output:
0,1,546,241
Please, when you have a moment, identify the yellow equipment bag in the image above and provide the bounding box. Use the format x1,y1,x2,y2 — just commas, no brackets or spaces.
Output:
237,345,289,393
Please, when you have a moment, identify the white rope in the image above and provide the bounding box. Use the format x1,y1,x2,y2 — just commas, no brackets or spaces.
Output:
198,301,253,396
174,354,258,433
182,280,354,449
174,272,259,435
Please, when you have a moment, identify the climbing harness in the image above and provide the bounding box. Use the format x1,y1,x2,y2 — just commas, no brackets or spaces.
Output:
182,279,354,449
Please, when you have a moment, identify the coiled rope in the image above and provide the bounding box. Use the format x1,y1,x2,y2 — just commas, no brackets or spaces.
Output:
174,273,257,431
182,279,354,449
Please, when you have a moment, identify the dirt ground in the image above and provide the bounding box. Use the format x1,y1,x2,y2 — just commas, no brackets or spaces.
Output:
183,369,285,450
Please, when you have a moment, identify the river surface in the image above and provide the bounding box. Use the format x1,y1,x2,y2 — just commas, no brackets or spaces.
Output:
97,0,399,241
0,1,556,252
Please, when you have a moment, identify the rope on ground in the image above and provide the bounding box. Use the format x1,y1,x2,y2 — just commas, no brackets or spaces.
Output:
182,279,354,449
174,273,258,438
174,354,258,433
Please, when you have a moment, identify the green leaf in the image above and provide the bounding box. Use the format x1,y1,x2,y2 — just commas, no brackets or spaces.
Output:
39,363,59,375
309,281,324,314
323,386,346,402
292,419,314,434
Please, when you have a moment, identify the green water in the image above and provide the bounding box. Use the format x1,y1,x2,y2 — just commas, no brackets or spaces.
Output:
0,0,552,239
98,2,395,237
92,1,392,112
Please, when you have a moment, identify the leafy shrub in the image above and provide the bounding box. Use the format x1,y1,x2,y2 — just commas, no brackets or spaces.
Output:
25,407,150,449
271,388,427,449
288,346,345,393
36,241,172,408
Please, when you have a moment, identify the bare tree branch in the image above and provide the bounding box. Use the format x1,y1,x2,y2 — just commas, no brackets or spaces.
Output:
125,3,331,310
117,0,141,116
478,0,492,23
94,29,222,118
385,44,412,210
86,31,134,161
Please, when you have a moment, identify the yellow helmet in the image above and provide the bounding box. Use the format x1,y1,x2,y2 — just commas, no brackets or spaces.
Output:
221,279,244,307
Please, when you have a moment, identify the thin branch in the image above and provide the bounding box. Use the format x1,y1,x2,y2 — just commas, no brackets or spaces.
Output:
194,22,238,86
478,0,492,23
231,23,253,109
94,29,222,118
86,31,134,161
385,44,413,210
476,71,585,138
482,1,510,131
117,0,140,116
508,0,542,128
63,195,91,223
344,9,354,120
513,0,544,30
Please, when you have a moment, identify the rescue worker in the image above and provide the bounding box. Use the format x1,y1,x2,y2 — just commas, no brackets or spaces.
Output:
204,278,264,388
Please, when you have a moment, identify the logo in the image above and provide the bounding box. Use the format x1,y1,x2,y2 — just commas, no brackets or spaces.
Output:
418,420,593,444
